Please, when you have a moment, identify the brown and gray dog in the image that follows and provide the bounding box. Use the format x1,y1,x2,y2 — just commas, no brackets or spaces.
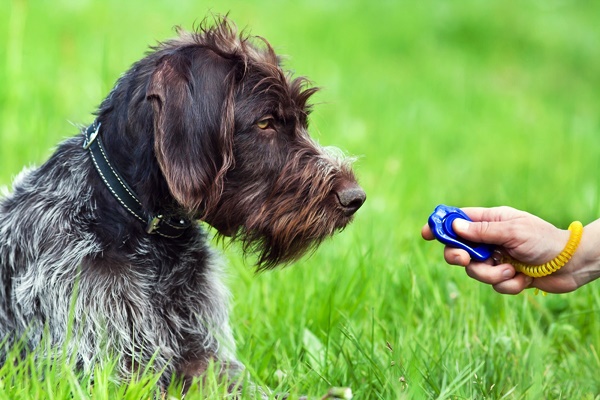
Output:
0,16,365,394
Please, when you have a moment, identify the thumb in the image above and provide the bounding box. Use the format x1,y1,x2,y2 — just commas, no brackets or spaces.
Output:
452,218,508,246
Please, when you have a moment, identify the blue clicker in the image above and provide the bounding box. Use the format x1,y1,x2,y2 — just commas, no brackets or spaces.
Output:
427,204,494,262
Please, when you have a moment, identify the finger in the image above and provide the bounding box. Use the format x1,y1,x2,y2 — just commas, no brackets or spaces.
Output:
451,217,514,246
460,206,521,222
421,224,434,240
465,262,516,285
492,274,534,295
443,247,471,266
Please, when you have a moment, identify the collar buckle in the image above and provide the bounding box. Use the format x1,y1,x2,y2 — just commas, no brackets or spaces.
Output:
83,123,101,150
146,215,163,234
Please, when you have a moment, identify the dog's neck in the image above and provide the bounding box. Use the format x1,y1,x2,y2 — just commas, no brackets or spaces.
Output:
82,122,192,239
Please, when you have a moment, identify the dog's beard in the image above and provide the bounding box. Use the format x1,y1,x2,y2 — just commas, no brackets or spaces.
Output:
238,204,350,271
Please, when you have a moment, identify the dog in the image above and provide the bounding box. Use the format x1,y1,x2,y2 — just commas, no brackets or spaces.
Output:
0,16,365,394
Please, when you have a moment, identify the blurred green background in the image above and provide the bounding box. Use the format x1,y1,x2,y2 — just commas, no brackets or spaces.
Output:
2,0,600,398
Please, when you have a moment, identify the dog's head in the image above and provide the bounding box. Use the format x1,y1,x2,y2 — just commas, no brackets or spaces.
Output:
108,17,365,269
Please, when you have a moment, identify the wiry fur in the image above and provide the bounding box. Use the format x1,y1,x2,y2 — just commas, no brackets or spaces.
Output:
0,17,364,392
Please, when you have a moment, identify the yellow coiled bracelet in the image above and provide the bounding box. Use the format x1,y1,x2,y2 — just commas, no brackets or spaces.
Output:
502,221,583,278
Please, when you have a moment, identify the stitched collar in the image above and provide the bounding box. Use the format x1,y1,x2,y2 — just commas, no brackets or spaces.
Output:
83,122,192,239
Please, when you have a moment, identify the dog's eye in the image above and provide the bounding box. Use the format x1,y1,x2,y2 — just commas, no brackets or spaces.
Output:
256,117,274,130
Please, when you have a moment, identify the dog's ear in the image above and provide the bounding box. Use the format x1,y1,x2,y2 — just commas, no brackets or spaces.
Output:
146,50,235,214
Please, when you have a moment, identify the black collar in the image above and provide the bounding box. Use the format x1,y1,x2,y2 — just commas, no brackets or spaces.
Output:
83,122,192,239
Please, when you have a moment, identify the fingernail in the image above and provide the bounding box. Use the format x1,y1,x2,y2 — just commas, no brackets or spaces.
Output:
453,218,470,232
524,276,534,286
502,269,514,279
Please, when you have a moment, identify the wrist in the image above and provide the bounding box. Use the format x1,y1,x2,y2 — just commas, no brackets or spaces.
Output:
508,221,581,278
568,219,600,288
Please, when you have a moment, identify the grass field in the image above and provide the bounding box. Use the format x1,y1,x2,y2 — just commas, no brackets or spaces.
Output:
2,0,600,398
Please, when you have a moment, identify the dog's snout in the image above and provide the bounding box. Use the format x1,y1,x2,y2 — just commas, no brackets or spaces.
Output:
336,185,366,216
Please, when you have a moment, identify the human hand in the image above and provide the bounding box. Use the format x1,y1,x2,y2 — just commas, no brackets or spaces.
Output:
422,206,600,294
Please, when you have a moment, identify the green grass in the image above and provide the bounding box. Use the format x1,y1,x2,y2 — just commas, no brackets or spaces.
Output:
2,0,600,398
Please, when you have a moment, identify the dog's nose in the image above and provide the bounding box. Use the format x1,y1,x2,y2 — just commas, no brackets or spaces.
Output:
336,185,366,216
